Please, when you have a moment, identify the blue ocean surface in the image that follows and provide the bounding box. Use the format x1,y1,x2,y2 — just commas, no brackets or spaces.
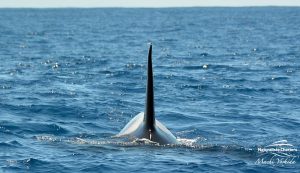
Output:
0,7,300,172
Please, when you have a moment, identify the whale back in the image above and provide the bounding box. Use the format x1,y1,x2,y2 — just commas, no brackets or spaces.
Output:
117,112,179,145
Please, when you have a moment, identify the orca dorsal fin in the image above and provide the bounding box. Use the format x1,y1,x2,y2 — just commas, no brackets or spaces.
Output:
144,44,155,130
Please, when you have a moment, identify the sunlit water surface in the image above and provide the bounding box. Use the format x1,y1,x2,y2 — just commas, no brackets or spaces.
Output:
0,7,299,173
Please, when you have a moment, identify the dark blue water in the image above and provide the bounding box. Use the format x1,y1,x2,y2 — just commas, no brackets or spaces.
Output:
0,7,300,172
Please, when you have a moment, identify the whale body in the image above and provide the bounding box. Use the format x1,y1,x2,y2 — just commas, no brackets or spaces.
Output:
116,44,179,145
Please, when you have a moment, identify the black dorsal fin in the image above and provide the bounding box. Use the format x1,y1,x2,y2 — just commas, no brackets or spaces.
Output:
144,44,155,130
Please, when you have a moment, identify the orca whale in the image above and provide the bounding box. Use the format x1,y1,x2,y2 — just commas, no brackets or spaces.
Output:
116,44,179,145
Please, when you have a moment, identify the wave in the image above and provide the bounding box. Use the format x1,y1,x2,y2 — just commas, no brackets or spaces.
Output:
1,122,69,135
32,135,254,154
0,140,22,148
4,158,69,172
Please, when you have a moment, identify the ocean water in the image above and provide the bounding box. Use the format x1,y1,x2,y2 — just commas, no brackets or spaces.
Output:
0,7,300,172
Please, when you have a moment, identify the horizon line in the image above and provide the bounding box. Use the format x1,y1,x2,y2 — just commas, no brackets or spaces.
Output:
0,5,300,9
